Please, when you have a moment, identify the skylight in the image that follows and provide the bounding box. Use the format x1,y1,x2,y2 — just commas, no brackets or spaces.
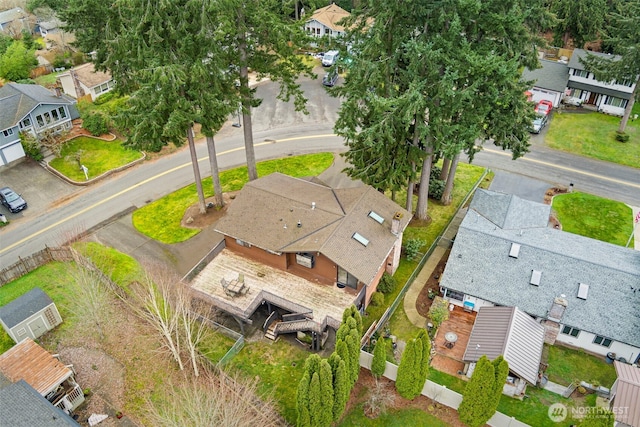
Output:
368,211,385,224
509,243,521,258
530,270,542,286
352,232,369,247
577,283,589,300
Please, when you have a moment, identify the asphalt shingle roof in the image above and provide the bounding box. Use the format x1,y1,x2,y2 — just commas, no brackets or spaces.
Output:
0,380,79,426
215,173,411,285
59,62,112,88
567,48,621,71
0,7,25,25
0,287,54,329
440,190,640,348
307,4,350,32
521,59,569,93
0,83,75,131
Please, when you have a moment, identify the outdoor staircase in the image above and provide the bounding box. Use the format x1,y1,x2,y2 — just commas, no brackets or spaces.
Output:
265,320,280,341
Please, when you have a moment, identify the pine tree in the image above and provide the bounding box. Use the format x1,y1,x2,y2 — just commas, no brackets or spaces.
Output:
335,339,351,387
395,338,417,399
328,353,349,421
318,359,335,427
491,356,510,408
308,372,323,427
416,329,431,386
459,356,497,427
371,338,387,379
296,371,311,427
345,333,360,386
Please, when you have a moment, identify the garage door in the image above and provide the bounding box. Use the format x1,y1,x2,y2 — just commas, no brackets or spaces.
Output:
531,88,561,108
0,141,26,166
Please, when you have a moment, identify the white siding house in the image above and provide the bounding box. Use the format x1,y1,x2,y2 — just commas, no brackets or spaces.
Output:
58,62,114,101
305,4,349,39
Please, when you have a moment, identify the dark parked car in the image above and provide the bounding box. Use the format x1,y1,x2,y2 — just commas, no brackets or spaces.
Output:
0,187,27,213
530,114,548,134
322,69,339,87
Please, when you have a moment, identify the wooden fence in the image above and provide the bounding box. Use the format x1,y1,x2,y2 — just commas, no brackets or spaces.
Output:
0,246,74,286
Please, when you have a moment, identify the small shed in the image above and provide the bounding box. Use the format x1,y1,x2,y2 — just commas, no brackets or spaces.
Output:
0,288,62,343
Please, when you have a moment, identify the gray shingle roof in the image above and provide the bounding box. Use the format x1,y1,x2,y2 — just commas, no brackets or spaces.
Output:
462,306,545,384
0,7,25,25
521,59,570,93
440,190,640,348
0,380,79,426
469,189,550,229
215,173,411,285
568,48,621,71
0,288,54,328
0,83,75,131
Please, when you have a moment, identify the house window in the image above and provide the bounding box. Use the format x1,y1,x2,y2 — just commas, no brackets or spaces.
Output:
44,112,52,124
604,96,627,108
325,28,330,34
2,128,13,137
615,79,633,87
593,336,612,347
21,117,31,128
16,328,26,336
235,239,251,248
561,325,580,337
570,89,584,99
445,288,464,301
36,115,45,126
51,108,59,121
572,69,589,78
337,266,358,289
58,107,67,119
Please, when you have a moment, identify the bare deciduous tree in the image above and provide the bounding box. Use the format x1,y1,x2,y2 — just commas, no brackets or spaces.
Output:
67,264,113,340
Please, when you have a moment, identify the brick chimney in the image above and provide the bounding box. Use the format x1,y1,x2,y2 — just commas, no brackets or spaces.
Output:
70,68,85,98
391,211,403,236
542,296,568,345
386,212,404,275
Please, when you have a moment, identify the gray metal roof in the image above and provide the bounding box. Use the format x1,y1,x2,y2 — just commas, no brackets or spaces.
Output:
0,288,54,328
0,380,79,426
214,173,411,285
462,306,545,384
567,80,633,100
568,48,621,71
0,83,75,131
521,60,569,93
440,190,640,348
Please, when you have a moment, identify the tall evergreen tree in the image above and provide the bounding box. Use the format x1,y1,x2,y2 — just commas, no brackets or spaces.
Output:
328,353,349,421
458,356,498,427
395,337,417,399
552,0,606,48
416,329,431,391
318,359,335,427
370,337,387,379
491,356,509,408
296,371,311,427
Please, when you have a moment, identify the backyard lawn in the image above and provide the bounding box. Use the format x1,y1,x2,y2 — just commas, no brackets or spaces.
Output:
545,344,617,388
49,136,143,181
545,111,640,168
552,192,634,246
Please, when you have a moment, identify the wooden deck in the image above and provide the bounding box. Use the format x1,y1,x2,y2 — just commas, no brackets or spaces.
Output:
431,305,477,377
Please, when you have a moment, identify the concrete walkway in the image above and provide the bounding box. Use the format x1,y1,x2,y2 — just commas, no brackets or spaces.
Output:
543,380,569,395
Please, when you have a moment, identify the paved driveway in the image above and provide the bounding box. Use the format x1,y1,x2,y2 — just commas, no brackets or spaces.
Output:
489,170,552,203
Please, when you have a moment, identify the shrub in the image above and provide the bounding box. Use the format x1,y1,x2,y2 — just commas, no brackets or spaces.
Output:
20,132,43,161
429,178,445,199
369,292,384,307
615,132,630,143
428,298,450,329
82,113,109,136
72,52,86,65
52,55,69,69
377,273,396,294
403,238,425,261
94,91,117,105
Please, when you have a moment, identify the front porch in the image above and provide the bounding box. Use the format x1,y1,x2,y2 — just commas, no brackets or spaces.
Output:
430,305,476,377
189,249,357,333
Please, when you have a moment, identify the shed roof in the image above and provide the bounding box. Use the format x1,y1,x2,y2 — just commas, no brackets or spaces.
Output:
613,361,640,427
307,4,350,32
0,380,79,426
521,59,569,93
440,190,640,348
462,306,545,384
59,62,112,89
0,338,72,396
0,83,75,131
215,173,410,285
0,287,55,328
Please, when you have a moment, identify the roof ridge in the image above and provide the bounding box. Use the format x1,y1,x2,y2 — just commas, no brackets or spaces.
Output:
501,306,517,355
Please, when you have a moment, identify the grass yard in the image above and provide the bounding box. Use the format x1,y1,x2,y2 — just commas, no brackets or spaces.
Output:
133,152,334,243
338,405,450,427
497,387,576,427
545,345,616,388
552,192,633,246
34,71,64,87
49,136,142,181
545,112,640,168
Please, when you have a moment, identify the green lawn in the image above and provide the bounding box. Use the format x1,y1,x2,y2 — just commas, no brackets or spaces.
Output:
545,112,640,168
34,71,64,87
545,345,616,388
497,387,576,427
49,136,142,181
338,405,450,427
132,152,334,244
552,192,633,246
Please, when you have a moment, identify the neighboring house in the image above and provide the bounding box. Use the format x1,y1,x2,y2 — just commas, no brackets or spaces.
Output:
565,48,636,116
305,3,350,38
189,173,410,343
0,83,79,166
38,17,62,37
0,338,85,414
462,306,545,396
521,59,569,108
0,7,28,35
610,361,640,427
58,62,114,101
0,375,80,427
0,287,63,343
439,189,640,362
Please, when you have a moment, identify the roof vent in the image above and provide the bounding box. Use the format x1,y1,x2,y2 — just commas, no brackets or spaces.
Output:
509,243,521,258
530,270,542,286
577,283,589,300
352,232,369,247
368,210,384,224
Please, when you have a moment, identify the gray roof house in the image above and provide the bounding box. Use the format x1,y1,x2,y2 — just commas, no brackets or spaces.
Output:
521,59,569,107
0,83,79,166
440,189,640,362
0,377,80,427
565,48,636,116
463,306,545,386
0,7,28,34
0,288,63,342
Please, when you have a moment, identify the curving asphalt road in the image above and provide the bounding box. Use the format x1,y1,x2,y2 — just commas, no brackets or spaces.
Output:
1,75,639,269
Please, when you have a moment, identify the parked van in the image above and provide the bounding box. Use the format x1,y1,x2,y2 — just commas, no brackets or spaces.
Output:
322,50,339,67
